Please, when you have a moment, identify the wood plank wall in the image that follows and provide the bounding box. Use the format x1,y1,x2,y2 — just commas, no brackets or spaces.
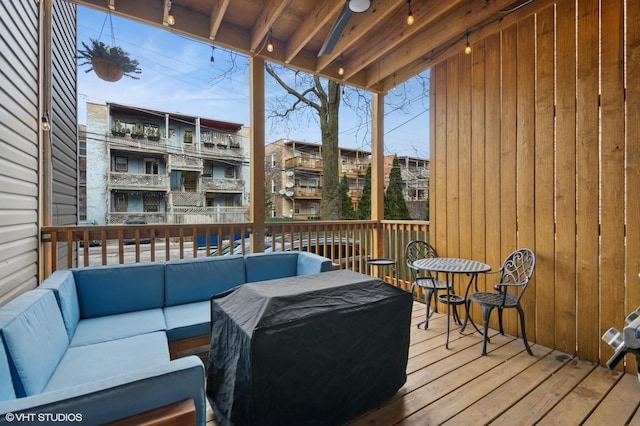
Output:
430,0,639,368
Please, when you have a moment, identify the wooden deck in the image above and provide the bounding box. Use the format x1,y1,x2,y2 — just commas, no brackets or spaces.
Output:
206,302,640,425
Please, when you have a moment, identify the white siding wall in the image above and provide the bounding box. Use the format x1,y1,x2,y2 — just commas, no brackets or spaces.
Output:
0,0,40,305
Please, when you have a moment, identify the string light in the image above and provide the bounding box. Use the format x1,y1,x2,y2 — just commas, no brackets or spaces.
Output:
266,29,274,53
165,0,175,26
406,0,415,26
41,110,50,131
464,32,472,55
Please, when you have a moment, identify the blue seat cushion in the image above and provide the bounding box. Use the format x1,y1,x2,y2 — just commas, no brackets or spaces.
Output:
72,263,165,318
0,290,68,397
245,252,299,283
0,335,15,402
69,309,166,347
164,301,210,342
165,256,246,306
44,331,169,393
39,270,80,342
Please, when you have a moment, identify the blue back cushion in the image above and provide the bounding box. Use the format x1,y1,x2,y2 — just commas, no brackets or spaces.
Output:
39,270,80,341
297,252,333,275
73,263,165,318
245,252,299,283
165,256,246,306
0,335,16,401
0,290,68,397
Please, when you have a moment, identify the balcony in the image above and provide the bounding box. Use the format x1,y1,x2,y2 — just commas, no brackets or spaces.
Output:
169,191,204,207
200,142,244,160
201,177,244,193
40,218,640,423
168,154,203,172
285,156,323,172
108,172,168,191
341,163,369,176
107,133,169,154
293,187,321,198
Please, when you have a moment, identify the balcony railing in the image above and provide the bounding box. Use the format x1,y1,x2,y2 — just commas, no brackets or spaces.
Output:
40,220,429,290
285,156,323,171
107,133,169,153
106,212,166,224
169,191,204,207
108,172,168,191
293,187,321,198
201,177,244,192
340,163,369,175
168,154,202,172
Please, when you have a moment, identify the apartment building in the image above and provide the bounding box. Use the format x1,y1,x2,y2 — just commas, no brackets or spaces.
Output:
85,102,249,224
265,138,429,220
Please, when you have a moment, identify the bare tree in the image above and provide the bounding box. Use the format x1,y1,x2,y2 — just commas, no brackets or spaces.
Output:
265,64,342,219
265,63,430,220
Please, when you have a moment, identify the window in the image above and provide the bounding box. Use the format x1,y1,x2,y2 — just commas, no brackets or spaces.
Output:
144,123,159,137
203,161,213,177
114,193,128,212
115,157,128,172
143,193,159,212
224,165,236,179
310,203,318,214
271,153,276,167
201,130,212,144
145,159,159,175
184,130,193,143
295,203,301,214
309,178,319,188
224,195,235,207
271,179,276,193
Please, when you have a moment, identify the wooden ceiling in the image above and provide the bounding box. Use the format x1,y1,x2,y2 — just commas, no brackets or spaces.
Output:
69,0,535,93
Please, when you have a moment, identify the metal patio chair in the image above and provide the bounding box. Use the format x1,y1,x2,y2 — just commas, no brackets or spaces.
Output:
405,240,453,329
468,248,536,355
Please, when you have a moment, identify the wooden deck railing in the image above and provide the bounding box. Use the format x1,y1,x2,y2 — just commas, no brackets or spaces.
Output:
40,220,431,291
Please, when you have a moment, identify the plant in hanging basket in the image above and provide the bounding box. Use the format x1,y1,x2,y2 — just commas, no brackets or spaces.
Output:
78,39,141,82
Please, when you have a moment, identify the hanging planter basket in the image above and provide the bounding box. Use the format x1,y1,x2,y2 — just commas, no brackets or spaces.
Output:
78,39,141,82
91,57,125,82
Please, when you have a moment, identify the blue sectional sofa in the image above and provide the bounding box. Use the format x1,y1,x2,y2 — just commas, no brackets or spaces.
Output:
0,251,332,425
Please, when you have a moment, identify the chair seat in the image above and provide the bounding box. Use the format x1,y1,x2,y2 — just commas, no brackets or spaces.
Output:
469,291,518,308
413,277,450,290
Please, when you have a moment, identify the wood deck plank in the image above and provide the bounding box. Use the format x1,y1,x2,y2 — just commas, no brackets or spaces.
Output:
205,302,640,426
583,372,640,425
400,346,557,425
537,365,624,425
489,357,597,426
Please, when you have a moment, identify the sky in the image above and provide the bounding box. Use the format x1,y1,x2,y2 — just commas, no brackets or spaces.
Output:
77,7,430,159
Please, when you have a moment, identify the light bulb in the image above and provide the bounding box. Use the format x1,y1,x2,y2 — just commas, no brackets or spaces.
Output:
41,114,50,131
267,42,274,53
407,11,414,26
338,66,344,76
464,43,472,54
167,14,175,26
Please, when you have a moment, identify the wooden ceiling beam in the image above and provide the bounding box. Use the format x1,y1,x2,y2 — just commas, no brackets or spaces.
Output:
364,0,516,88
208,0,231,40
249,0,291,53
340,0,463,80
316,0,400,72
284,1,343,64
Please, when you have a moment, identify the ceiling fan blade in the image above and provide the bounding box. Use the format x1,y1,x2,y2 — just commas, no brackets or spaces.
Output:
318,2,353,57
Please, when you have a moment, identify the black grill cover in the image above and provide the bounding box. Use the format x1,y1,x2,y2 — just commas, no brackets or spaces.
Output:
206,269,413,426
